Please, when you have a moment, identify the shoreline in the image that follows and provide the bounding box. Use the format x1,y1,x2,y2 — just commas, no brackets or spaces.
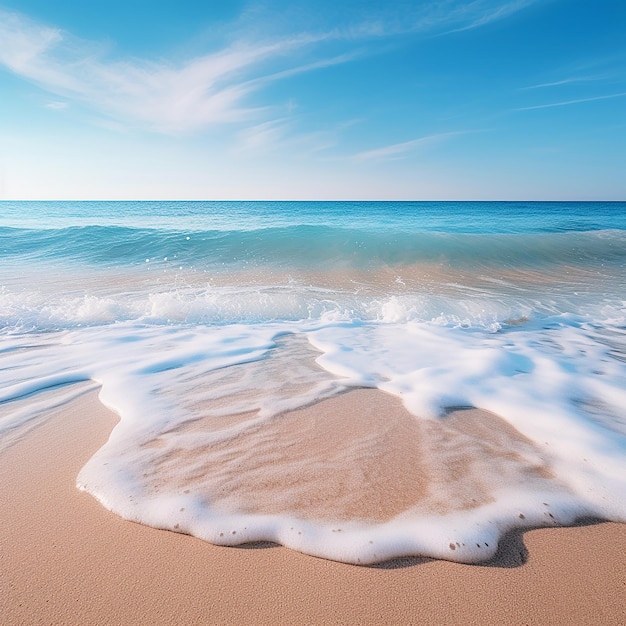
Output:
1,390,625,625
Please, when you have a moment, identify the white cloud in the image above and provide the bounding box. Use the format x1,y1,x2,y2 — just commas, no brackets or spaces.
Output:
237,118,293,152
515,92,626,111
0,11,63,73
443,0,539,33
0,10,337,134
353,131,466,162
348,0,540,37
0,2,540,135
235,117,338,157
45,101,69,110
307,0,540,41
520,75,609,90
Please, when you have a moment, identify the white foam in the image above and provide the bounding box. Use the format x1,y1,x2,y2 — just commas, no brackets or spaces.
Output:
1,304,625,564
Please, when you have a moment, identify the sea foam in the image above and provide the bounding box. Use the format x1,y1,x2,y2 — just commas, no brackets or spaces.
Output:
1,312,624,563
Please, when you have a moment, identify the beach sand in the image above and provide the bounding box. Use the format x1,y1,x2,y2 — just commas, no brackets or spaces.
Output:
1,389,624,625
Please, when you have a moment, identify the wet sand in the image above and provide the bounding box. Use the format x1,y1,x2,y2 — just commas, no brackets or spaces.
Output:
1,390,624,625
143,387,559,526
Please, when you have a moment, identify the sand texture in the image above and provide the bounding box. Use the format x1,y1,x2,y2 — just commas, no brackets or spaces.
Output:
1,390,625,625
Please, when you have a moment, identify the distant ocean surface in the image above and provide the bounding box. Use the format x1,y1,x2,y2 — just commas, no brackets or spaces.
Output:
1,201,625,564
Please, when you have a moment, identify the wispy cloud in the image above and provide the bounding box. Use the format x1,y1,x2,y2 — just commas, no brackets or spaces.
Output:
338,0,539,38
0,2,540,135
236,118,293,152
232,0,539,41
235,117,338,156
45,101,69,110
515,92,626,111
0,9,337,134
520,75,610,90
353,131,468,162
442,0,539,34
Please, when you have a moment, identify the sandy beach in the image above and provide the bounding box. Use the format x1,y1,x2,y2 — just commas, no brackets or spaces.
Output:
1,389,624,625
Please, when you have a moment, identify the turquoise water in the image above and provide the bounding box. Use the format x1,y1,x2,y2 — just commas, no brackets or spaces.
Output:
1,201,625,564
1,200,624,232
1,201,625,328
2,201,625,272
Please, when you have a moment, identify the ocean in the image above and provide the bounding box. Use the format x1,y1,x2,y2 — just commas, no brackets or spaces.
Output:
1,200,625,564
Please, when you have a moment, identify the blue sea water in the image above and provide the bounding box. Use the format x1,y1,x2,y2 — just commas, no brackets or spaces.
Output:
1,201,625,564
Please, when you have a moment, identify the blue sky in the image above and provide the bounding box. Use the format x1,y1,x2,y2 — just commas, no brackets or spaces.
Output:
0,0,625,199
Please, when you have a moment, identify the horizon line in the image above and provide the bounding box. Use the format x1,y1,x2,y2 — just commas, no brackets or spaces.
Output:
0,198,624,203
